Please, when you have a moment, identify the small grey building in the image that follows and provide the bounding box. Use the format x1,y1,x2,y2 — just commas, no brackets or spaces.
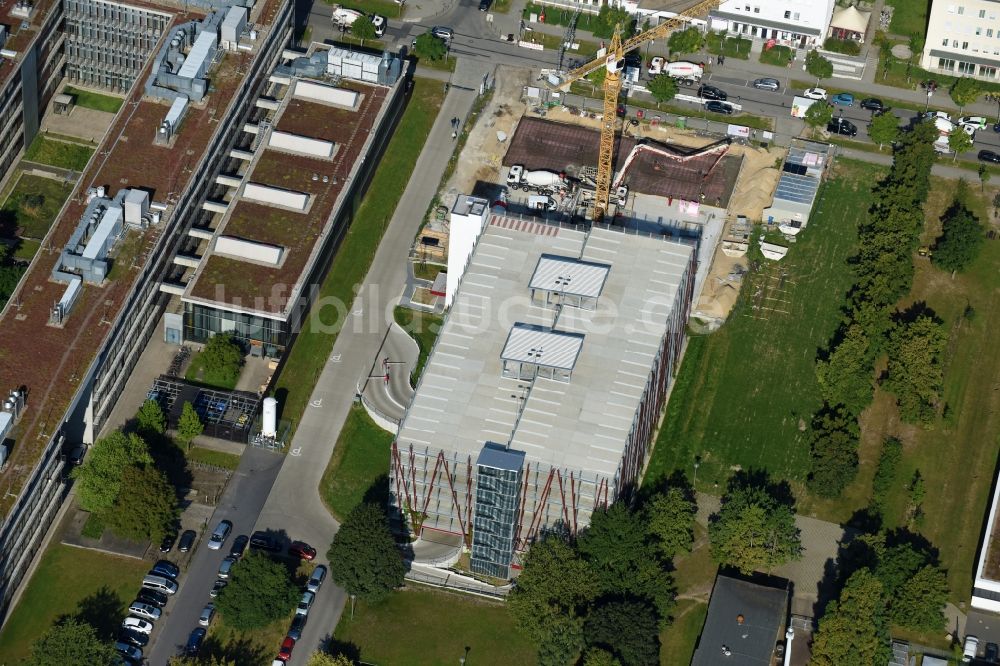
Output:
692,574,790,665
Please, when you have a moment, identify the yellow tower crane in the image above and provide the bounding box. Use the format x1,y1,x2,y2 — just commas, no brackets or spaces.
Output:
556,0,723,221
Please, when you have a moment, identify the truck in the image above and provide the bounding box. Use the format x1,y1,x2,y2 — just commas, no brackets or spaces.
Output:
506,165,566,191
331,6,363,27
663,60,703,85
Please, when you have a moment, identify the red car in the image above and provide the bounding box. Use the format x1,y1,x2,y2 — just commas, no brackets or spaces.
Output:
289,541,316,560
278,636,295,660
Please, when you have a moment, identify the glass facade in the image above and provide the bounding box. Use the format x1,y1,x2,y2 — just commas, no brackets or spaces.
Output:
184,302,288,350
470,444,525,579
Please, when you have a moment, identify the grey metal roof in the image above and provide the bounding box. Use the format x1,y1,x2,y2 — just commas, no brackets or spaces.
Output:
477,442,526,472
529,254,610,299
692,575,789,666
396,217,693,479
500,324,584,372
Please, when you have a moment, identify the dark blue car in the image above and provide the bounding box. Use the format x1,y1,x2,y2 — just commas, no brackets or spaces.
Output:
186,627,206,656
150,559,179,579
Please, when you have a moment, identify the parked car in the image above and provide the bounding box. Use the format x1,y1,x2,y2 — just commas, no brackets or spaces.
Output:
752,77,779,91
697,84,727,101
207,520,232,550
478,0,490,10
964,635,980,663
117,629,149,648
178,529,197,552
210,579,228,598
803,87,827,100
979,150,1000,163
960,115,988,130
122,617,153,635
827,118,858,137
127,602,161,621
705,100,734,115
186,627,207,656
924,110,953,123
250,531,282,552
114,642,143,662
159,533,176,553
648,56,665,76
289,541,317,560
278,636,296,660
230,534,249,559
307,565,327,593
994,121,1000,133
288,613,307,641
218,556,238,579
199,602,216,627
371,14,387,36
296,591,315,616
150,560,180,579
142,574,178,595
860,97,884,112
431,26,453,41
986,642,999,662
136,588,168,608
831,92,854,106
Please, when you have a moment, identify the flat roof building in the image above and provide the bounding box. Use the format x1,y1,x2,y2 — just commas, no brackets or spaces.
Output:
692,574,791,666
391,216,696,578
763,139,830,229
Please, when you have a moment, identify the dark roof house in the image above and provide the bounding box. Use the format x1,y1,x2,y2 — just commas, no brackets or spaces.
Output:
691,573,790,666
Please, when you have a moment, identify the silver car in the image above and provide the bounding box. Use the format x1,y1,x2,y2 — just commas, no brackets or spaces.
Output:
307,565,327,593
199,602,216,627
207,519,232,550
752,77,780,91
296,590,315,616
127,602,161,621
217,556,237,579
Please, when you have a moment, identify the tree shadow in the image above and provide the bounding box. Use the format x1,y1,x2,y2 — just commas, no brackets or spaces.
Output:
203,634,270,665
891,300,940,327
322,635,361,662
72,586,124,640
722,468,796,509
362,474,390,507
636,469,695,508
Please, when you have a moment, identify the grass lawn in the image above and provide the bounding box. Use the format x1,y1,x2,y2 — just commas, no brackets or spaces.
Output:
885,0,929,39
336,586,537,665
645,160,879,515
416,55,458,73
393,306,443,384
759,44,794,67
864,178,1000,604
0,544,148,662
706,33,751,60
876,54,1000,94
205,612,294,665
188,446,242,470
271,77,445,434
412,261,444,281
62,86,124,114
13,237,40,261
22,135,94,171
320,404,393,520
661,599,708,665
81,512,106,538
0,173,72,240
185,350,240,390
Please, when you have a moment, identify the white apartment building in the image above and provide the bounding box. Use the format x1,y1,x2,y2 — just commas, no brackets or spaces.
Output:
922,0,1000,81
708,0,837,49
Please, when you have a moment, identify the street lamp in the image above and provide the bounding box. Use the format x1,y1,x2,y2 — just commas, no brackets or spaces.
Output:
693,456,701,488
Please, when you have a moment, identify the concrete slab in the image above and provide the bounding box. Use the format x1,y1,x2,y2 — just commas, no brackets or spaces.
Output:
39,104,116,144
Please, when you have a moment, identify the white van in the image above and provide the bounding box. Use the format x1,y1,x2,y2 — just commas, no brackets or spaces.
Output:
142,574,178,595
332,6,363,27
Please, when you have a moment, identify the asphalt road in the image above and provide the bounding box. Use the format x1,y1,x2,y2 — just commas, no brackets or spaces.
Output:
146,447,284,664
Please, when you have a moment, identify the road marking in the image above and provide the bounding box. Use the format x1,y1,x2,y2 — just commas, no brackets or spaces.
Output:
353,308,363,316
329,354,342,363
290,447,302,457
310,398,323,408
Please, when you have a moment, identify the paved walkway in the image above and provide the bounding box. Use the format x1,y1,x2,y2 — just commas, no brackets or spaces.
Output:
252,64,490,664
360,322,419,424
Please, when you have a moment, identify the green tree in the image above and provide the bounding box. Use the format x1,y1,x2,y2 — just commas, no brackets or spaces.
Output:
804,102,833,128
327,503,405,601
979,163,992,192
351,16,377,46
870,437,902,512
891,564,948,632
587,66,607,88
948,127,974,159
883,314,947,425
645,486,696,557
72,430,152,514
176,401,203,451
583,647,622,666
868,111,900,149
815,324,874,416
933,199,985,272
647,74,678,105
414,32,447,61
810,570,891,666
950,76,982,111
807,406,860,497
537,613,585,666
806,50,833,82
306,654,354,666
584,599,660,666
215,550,298,629
201,333,243,384
708,473,802,575
30,618,117,666
105,464,178,542
577,503,675,619
135,398,167,436
667,27,703,55
593,5,634,39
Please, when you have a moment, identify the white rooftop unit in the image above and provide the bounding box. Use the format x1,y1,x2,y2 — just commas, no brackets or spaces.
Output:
0,411,11,442
326,48,382,84
500,325,584,379
214,236,284,266
221,5,247,49
58,277,83,312
82,206,123,260
178,29,218,80
164,95,189,128
123,189,150,226
529,255,610,300
268,130,335,159
242,182,310,211
293,79,360,107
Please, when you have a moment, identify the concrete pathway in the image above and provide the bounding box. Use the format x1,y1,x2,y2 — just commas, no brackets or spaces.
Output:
252,66,490,665
360,322,419,424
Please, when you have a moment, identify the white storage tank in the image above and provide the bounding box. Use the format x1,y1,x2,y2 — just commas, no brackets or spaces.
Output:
262,397,278,438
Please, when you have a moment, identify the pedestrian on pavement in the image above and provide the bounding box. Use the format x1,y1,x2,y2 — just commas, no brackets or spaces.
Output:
452,131,457,140
708,56,713,66
719,54,725,65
